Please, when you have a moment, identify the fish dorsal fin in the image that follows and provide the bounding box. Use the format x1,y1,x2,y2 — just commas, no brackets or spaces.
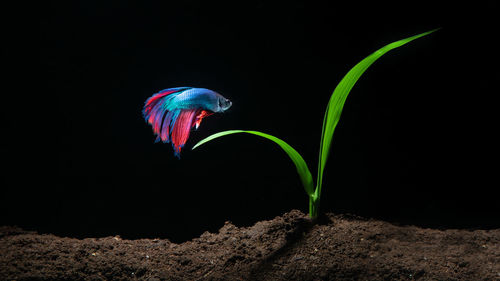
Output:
143,87,191,117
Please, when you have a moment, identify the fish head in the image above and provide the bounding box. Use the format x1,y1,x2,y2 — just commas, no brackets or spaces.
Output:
217,95,232,112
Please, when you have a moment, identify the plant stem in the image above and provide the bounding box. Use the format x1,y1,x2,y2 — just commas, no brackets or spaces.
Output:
309,194,320,219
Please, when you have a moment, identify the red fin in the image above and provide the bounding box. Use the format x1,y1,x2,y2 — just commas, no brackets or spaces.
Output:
193,110,214,129
143,88,184,117
171,109,199,156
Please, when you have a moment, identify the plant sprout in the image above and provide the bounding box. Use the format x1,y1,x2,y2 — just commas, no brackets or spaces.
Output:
193,29,438,219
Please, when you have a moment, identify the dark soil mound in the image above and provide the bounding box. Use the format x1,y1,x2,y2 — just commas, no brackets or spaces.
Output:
1,210,498,280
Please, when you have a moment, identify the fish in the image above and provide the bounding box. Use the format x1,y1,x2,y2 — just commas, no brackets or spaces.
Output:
143,87,232,157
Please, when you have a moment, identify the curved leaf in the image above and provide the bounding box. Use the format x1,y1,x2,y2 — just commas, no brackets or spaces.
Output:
193,130,314,196
316,29,439,197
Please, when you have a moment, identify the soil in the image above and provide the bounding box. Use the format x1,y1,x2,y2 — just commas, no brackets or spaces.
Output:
1,210,499,281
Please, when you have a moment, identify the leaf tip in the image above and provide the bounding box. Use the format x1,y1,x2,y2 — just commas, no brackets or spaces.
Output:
191,142,202,150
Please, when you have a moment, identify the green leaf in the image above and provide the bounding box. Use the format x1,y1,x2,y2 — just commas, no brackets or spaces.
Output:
316,29,439,197
193,130,314,196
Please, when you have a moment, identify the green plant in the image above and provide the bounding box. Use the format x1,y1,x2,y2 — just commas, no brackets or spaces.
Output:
193,29,438,219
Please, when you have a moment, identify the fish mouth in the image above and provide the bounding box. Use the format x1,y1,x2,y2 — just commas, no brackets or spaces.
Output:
221,100,232,111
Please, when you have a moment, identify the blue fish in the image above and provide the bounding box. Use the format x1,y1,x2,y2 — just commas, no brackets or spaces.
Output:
143,87,232,157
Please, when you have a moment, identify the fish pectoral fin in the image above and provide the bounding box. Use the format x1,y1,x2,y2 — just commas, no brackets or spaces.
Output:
193,110,213,130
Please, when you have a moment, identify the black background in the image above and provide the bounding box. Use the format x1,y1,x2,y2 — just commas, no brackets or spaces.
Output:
2,1,498,243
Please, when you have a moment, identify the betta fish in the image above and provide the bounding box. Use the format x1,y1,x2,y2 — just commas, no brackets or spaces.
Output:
143,87,232,157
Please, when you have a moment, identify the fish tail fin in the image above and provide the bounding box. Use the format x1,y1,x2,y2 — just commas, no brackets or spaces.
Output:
156,109,181,143
143,88,191,142
171,109,200,157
